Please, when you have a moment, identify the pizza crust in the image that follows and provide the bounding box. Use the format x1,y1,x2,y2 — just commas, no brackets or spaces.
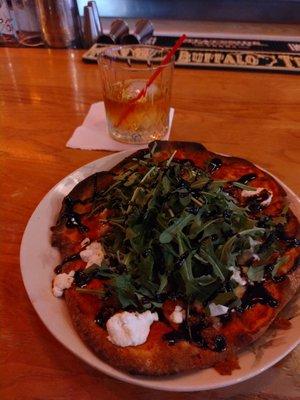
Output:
65,289,233,375
64,261,299,375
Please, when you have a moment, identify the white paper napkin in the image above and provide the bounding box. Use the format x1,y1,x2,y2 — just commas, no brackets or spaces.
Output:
66,102,175,152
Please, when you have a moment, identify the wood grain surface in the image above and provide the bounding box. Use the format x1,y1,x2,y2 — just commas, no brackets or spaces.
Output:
0,48,299,400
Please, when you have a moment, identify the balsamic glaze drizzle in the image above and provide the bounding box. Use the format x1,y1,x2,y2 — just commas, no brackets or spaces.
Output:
163,327,227,353
95,307,115,328
237,173,257,185
163,310,227,352
241,283,278,310
214,335,227,352
164,329,188,345
54,252,81,274
174,251,189,270
208,158,222,173
292,255,300,271
164,282,282,349
247,189,270,213
272,275,287,283
63,196,88,232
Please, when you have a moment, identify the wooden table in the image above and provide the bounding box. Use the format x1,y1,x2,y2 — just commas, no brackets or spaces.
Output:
1,48,299,400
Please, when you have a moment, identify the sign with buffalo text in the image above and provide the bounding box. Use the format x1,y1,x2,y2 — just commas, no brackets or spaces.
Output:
83,36,300,73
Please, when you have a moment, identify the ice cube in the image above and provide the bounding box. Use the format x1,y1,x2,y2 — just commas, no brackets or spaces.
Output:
121,79,159,102
145,83,159,99
122,79,146,101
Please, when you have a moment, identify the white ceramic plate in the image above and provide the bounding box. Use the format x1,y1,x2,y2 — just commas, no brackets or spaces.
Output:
20,150,300,392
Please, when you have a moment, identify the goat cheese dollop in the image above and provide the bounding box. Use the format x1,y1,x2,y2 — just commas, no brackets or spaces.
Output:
106,311,158,347
52,270,75,297
209,303,229,317
170,305,186,324
241,187,273,207
79,241,105,268
248,237,261,261
229,266,247,286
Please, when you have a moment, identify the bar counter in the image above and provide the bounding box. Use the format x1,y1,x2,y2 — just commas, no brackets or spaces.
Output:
1,48,299,400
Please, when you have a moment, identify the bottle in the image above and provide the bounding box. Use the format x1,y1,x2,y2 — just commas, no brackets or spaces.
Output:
35,0,82,48
11,0,42,46
0,0,19,46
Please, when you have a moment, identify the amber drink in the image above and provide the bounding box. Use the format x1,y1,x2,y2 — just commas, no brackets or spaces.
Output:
98,46,174,144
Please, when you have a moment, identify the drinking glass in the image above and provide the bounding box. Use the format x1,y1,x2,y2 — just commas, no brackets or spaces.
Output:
98,45,174,144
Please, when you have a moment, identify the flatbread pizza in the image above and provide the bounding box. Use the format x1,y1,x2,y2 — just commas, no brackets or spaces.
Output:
51,141,300,375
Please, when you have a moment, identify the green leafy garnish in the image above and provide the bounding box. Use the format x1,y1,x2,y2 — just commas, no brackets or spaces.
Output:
233,182,257,191
247,265,265,282
75,146,290,313
271,256,288,277
212,291,237,306
159,214,194,244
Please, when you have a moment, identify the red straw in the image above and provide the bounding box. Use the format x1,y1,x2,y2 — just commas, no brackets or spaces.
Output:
116,34,187,127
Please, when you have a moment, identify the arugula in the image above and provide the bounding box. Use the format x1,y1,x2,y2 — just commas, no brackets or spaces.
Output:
233,182,257,191
247,265,265,282
76,147,289,312
271,256,288,277
199,240,228,281
159,214,194,244
212,291,237,305
220,228,265,265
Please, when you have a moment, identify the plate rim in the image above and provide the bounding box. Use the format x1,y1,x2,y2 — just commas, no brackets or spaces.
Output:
20,149,300,392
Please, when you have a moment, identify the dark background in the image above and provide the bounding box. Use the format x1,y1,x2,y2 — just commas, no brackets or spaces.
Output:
85,0,300,23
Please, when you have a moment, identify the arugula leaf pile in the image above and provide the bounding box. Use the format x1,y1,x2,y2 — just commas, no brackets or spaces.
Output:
77,148,289,314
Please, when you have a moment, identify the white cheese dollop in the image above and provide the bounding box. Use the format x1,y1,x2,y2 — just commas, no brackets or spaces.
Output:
79,241,105,268
106,311,158,347
248,237,261,261
241,187,273,207
209,303,229,317
52,270,75,297
170,305,186,324
249,237,260,249
229,266,247,286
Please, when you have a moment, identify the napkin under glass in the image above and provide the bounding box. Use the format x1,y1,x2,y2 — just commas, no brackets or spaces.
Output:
67,102,175,152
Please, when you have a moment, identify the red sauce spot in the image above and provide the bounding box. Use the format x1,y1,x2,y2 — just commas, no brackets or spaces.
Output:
86,279,105,289
162,299,177,316
214,354,241,375
273,317,292,330
145,322,172,349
